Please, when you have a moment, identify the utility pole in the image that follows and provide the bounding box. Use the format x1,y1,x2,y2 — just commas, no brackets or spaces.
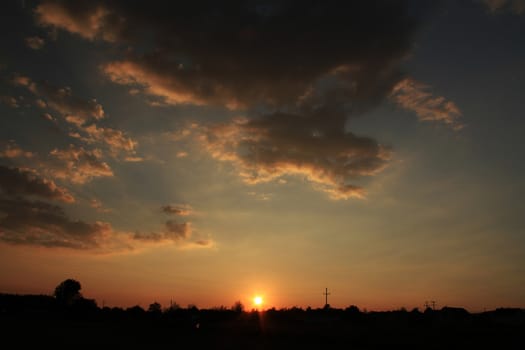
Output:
323,288,331,307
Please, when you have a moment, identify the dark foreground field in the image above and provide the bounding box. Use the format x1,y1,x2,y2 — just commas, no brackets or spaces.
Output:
1,294,524,349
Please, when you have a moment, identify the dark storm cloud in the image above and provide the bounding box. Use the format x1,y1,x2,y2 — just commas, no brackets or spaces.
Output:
36,0,418,108
107,3,416,109
35,1,461,198
0,165,74,203
0,197,110,249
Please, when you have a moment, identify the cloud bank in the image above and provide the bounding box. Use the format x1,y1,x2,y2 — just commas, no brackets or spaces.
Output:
33,1,462,199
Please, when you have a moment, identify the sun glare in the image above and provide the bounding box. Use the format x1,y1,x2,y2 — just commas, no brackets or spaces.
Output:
253,296,263,307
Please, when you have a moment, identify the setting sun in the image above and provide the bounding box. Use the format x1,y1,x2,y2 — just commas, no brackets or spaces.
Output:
253,296,263,307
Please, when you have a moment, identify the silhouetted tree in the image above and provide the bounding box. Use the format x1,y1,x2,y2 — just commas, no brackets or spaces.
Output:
345,305,360,313
54,279,82,306
232,300,244,313
126,305,145,317
411,307,421,314
71,297,98,316
148,301,162,313
187,304,199,311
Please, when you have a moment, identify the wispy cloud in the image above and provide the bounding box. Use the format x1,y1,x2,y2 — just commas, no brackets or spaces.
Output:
102,60,224,108
90,198,111,213
48,145,113,184
247,191,273,201
161,204,193,216
12,75,31,87
390,78,464,130
0,95,20,108
13,76,104,124
71,124,138,158
12,73,140,161
25,36,45,50
0,141,34,159
176,151,188,158
35,1,120,41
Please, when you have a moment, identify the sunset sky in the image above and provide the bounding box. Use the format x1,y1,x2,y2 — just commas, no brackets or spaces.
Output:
1,0,524,312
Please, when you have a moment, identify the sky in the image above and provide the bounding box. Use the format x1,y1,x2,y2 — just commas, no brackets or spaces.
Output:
0,0,524,312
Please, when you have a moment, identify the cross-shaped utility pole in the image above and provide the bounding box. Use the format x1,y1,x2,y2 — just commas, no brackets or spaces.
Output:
323,288,331,307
